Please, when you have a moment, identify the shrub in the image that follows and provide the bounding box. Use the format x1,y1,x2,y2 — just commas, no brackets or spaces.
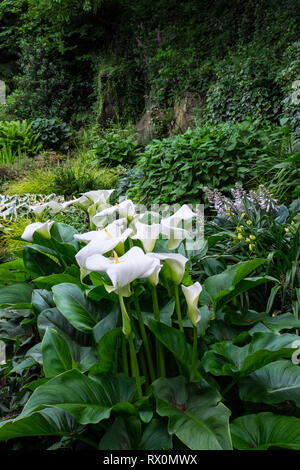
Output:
92,125,140,167
130,121,288,205
52,164,124,198
31,118,72,151
0,120,42,164
4,169,56,195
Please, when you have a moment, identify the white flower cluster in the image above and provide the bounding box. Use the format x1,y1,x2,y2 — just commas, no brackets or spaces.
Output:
21,189,203,328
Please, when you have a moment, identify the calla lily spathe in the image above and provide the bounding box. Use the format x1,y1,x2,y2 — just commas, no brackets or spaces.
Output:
21,221,55,242
165,204,197,225
181,282,202,327
74,219,127,243
76,190,115,209
131,220,161,252
160,204,196,249
92,200,136,228
75,223,132,275
149,252,188,285
85,246,161,295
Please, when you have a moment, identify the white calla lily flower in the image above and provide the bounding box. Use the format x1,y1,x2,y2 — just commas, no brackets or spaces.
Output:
168,204,196,223
93,199,136,228
160,220,192,250
181,282,202,327
131,220,161,252
161,204,196,249
74,219,127,244
76,190,115,210
21,221,55,242
75,227,132,274
85,246,161,294
148,252,188,285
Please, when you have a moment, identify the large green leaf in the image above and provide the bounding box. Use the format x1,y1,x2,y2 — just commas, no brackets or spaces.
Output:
0,408,80,441
263,313,300,333
90,327,122,374
34,273,83,290
52,283,101,333
199,259,269,310
0,259,29,283
42,327,73,378
37,307,92,364
32,289,55,315
99,417,172,450
231,412,300,450
20,370,136,425
33,223,79,263
239,360,300,406
147,319,195,377
0,282,34,307
152,376,232,450
23,245,62,278
202,332,300,377
92,306,119,343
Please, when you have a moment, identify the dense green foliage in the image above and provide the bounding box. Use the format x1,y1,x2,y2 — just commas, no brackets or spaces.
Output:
130,121,293,204
0,0,299,128
92,126,140,166
0,120,42,164
31,118,72,151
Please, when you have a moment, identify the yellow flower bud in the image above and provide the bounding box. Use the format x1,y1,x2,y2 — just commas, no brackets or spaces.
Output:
245,237,251,243
291,221,295,226
241,213,247,219
249,243,255,251
246,220,252,226
236,225,244,232
250,235,256,240
237,233,243,240
284,227,290,233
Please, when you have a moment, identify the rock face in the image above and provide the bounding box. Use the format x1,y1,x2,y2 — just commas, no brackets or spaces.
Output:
135,100,156,143
136,111,154,143
174,92,202,132
136,93,203,143
0,81,6,105
98,71,119,127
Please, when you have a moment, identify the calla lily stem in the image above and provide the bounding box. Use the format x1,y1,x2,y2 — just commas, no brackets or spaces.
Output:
122,337,129,376
152,286,166,378
134,294,156,383
190,326,198,381
128,332,143,398
174,284,184,333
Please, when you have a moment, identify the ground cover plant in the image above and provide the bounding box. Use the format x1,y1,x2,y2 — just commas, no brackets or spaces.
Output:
0,190,299,450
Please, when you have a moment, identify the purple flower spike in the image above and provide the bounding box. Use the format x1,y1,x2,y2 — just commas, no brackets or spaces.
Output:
140,23,143,30
173,78,176,82
165,78,168,82
171,120,174,126
137,39,143,47
157,32,161,44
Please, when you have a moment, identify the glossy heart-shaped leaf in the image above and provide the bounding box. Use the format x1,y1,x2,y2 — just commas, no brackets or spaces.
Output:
231,412,300,450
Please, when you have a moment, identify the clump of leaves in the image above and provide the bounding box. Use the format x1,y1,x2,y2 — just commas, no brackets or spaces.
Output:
92,125,140,166
0,120,42,164
4,169,56,195
31,118,72,151
130,121,287,204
